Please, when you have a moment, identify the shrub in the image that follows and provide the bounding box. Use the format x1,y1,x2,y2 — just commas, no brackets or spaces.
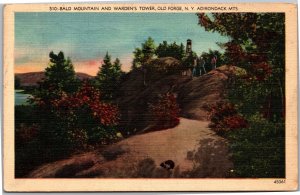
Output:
33,81,120,154
224,73,285,178
228,72,284,121
250,62,272,81
52,82,119,126
15,105,36,126
15,123,39,145
208,102,247,135
228,114,285,178
67,129,88,150
149,92,180,130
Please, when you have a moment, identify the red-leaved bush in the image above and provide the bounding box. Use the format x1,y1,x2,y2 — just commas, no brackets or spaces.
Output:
251,62,272,81
208,102,248,135
224,42,247,64
16,123,39,144
51,82,119,126
31,81,120,150
222,115,248,129
149,92,180,130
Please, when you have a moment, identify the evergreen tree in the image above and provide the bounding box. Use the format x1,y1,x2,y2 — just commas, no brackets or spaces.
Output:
113,58,122,73
155,41,168,58
132,37,156,69
95,52,122,100
142,37,156,61
96,52,112,82
179,43,186,60
155,41,186,61
112,58,123,91
34,51,79,103
132,48,143,69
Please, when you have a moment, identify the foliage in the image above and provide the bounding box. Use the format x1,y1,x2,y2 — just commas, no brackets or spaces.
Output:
16,81,121,177
16,51,124,177
95,52,123,100
132,38,190,75
15,105,36,127
208,102,248,136
132,37,156,69
15,123,39,145
15,105,44,177
17,82,120,176
52,82,119,126
132,48,143,69
228,72,283,121
198,13,285,177
35,81,120,149
228,114,285,178
33,51,79,103
155,41,186,61
197,11,285,114
197,13,285,88
112,58,123,89
149,93,180,130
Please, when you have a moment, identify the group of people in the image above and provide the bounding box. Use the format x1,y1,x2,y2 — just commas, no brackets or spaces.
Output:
192,55,217,77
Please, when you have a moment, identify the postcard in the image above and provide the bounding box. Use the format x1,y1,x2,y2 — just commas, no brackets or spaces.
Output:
3,2,298,191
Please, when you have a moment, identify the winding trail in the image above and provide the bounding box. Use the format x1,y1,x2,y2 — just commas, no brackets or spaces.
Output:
111,118,233,176
116,118,222,171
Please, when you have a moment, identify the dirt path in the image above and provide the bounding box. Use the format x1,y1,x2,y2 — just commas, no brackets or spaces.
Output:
109,118,233,177
116,118,219,171
29,118,233,178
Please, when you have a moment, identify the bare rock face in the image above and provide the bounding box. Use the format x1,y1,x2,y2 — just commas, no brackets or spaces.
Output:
28,145,130,178
177,65,245,120
27,152,104,178
144,57,183,75
177,69,229,120
117,62,238,132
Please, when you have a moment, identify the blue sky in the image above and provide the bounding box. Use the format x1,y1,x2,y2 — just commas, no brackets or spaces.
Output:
15,12,228,75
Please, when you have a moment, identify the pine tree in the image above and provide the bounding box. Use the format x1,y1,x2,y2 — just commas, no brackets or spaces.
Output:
155,41,186,61
95,52,122,100
142,37,156,62
132,37,156,69
34,51,79,103
112,58,123,92
113,58,122,75
96,52,112,79
132,48,143,69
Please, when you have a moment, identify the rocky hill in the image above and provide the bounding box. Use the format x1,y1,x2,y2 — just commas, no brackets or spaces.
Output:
15,72,93,87
27,58,240,178
117,58,238,133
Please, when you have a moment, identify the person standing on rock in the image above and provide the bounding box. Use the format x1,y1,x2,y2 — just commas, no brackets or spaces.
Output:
192,58,197,78
211,55,217,70
199,57,206,76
